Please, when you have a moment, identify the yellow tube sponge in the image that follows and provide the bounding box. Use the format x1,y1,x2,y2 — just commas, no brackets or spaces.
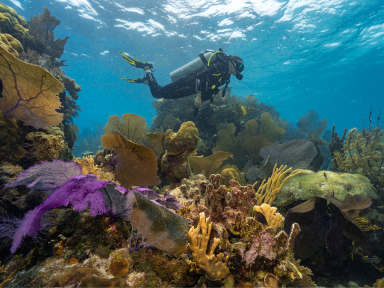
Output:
253,203,284,232
188,212,229,281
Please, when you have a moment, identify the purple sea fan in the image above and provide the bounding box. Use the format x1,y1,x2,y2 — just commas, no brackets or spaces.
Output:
11,174,111,254
6,160,83,191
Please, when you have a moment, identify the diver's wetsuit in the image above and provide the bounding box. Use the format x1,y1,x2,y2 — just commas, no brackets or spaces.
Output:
146,58,231,102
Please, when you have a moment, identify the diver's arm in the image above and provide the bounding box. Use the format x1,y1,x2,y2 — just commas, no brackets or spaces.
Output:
194,79,202,109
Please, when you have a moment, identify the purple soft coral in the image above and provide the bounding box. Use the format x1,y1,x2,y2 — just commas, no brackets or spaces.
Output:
11,175,111,253
6,160,83,191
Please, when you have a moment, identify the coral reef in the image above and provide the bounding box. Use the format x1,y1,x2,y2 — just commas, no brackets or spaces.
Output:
161,122,199,187
104,113,147,144
285,196,373,260
328,124,347,171
145,132,165,158
130,193,189,256
0,46,64,129
0,33,23,58
213,121,270,169
6,160,82,191
0,111,26,161
187,212,230,281
0,4,28,40
259,139,317,170
26,8,69,59
254,164,301,206
101,131,160,188
188,151,233,179
165,121,198,156
334,126,384,193
219,167,241,188
26,131,65,161
252,203,284,232
277,170,378,206
297,110,328,138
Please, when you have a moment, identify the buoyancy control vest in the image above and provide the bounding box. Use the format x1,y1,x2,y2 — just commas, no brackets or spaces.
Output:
170,49,228,82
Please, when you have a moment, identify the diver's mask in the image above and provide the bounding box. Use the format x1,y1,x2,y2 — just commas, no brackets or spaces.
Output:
235,61,244,80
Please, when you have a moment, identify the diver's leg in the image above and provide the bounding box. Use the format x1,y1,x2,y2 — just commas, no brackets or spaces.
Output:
146,73,195,99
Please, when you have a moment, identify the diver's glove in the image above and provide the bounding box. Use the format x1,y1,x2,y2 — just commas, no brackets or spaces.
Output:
194,92,202,110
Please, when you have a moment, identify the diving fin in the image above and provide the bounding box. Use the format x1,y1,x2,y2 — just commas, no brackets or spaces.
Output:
120,53,153,70
120,76,147,84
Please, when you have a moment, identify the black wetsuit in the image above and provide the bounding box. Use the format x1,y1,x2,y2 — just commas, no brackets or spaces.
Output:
146,56,231,102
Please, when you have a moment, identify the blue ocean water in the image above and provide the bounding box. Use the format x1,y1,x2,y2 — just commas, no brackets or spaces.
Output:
3,0,384,134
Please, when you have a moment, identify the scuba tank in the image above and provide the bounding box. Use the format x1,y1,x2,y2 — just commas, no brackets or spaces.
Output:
170,51,218,82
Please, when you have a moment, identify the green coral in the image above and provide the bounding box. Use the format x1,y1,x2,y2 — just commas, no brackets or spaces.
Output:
334,127,384,192
0,4,28,40
276,170,378,206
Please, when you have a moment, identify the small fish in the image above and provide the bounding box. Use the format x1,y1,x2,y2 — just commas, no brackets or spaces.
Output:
361,256,380,264
323,172,328,181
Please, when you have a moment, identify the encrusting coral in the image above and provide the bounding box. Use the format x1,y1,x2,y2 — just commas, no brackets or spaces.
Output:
187,212,230,281
104,113,147,144
0,110,26,161
0,32,23,58
27,131,65,161
0,4,28,40
219,167,241,188
0,46,64,130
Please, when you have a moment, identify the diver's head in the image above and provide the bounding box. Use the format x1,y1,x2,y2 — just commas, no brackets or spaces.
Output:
228,55,244,80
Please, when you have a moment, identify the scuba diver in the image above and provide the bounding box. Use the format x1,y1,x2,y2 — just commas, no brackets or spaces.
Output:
120,49,244,115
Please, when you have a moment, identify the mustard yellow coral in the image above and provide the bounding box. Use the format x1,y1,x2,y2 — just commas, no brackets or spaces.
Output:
27,131,64,161
253,164,301,206
74,155,100,175
187,212,229,281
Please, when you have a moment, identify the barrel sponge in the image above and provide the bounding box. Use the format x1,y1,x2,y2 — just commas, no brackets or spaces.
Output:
220,167,241,188
165,121,199,156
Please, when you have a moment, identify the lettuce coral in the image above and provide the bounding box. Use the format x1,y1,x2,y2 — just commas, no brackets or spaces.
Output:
0,46,64,129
